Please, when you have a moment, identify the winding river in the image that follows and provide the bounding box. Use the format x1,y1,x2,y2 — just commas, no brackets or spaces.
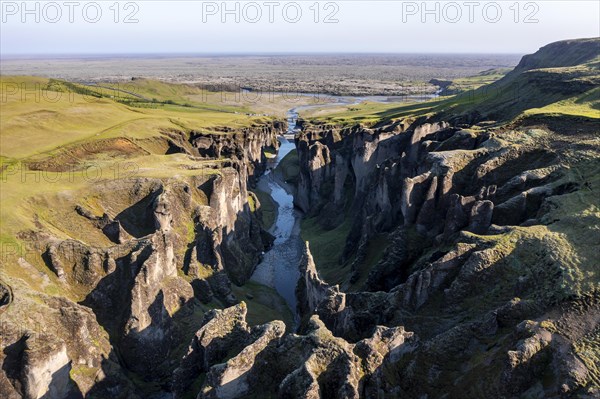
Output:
250,108,304,319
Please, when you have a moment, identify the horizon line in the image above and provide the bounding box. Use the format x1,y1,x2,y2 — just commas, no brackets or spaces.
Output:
0,51,525,60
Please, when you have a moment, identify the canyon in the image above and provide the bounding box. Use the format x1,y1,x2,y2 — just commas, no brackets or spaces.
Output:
0,38,599,398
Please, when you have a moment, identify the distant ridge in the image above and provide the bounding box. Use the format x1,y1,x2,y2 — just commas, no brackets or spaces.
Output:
510,37,600,73
444,37,600,121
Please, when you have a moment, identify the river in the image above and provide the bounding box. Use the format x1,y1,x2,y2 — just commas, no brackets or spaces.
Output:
250,109,304,321
250,93,439,320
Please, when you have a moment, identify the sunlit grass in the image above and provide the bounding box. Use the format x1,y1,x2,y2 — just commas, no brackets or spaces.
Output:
0,76,277,262
0,76,276,159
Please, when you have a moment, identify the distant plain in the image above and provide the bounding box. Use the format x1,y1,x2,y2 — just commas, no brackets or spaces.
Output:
0,53,521,96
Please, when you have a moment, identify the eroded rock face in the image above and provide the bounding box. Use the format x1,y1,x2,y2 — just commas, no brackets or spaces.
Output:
392,242,477,310
176,302,415,399
0,294,111,399
4,41,600,398
289,187,598,397
291,82,599,397
21,336,72,399
39,188,193,377
119,232,190,374
294,113,582,296
172,303,252,397
190,122,282,184
296,243,395,343
207,167,268,285
1,121,285,397
202,319,286,399
31,154,278,380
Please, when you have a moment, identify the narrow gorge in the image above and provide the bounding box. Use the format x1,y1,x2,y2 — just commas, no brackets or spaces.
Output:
1,38,599,399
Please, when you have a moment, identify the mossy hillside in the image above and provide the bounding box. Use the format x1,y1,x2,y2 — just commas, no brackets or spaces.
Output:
440,68,510,94
302,99,443,127
574,326,600,387
311,69,598,128
0,77,275,159
301,215,353,286
252,188,277,230
522,86,600,119
444,64,600,121
231,281,294,327
0,76,276,253
440,38,600,121
306,38,599,127
275,149,300,185
511,38,600,72
0,76,286,312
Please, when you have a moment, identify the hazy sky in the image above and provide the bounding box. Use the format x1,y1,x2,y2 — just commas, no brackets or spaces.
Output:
1,1,598,55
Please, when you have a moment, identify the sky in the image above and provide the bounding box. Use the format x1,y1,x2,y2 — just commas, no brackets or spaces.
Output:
1,1,599,55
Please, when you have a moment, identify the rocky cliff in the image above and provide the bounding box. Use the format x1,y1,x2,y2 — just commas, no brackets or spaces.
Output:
1,39,599,399
171,38,599,399
285,40,600,397
0,121,286,398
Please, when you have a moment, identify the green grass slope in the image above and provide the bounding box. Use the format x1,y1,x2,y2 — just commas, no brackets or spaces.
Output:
310,38,599,126
0,76,293,343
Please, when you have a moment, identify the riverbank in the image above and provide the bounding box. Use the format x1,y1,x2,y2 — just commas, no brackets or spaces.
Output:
250,135,303,323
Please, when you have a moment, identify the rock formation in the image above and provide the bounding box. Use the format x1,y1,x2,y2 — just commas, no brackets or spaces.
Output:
1,38,599,399
286,38,600,398
0,121,284,398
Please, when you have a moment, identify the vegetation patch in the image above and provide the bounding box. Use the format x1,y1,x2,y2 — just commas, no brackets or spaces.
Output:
252,189,277,230
301,215,353,286
349,234,390,291
231,281,294,327
275,149,300,184
438,68,510,95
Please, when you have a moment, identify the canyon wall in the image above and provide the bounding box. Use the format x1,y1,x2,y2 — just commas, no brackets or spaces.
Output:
0,121,286,398
289,109,599,397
